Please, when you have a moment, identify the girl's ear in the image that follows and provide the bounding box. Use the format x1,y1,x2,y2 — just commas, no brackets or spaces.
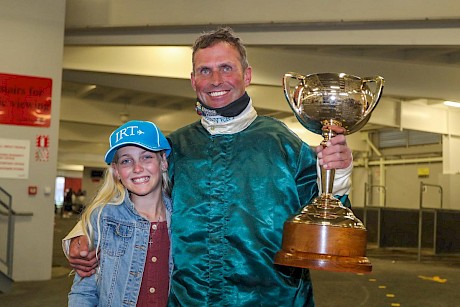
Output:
160,152,169,172
112,164,120,180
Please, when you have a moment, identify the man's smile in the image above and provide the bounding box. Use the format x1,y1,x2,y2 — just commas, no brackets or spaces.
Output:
209,90,229,97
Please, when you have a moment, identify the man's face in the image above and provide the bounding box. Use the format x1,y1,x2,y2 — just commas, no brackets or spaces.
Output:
191,42,252,109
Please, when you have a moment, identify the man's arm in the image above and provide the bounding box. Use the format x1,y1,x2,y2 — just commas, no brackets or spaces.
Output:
62,221,98,277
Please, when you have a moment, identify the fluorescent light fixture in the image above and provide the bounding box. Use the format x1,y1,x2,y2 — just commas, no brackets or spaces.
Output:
444,101,460,108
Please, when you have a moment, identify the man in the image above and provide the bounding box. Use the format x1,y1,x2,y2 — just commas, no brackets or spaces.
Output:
64,27,353,306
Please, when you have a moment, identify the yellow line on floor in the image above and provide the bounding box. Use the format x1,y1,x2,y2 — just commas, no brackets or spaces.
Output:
418,275,447,283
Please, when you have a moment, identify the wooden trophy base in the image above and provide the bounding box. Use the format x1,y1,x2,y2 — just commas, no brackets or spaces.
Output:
274,221,372,273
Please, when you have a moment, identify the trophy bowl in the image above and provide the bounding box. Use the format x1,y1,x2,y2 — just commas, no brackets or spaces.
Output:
274,72,384,273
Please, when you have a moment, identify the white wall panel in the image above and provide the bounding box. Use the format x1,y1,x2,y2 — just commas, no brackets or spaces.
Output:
448,108,460,136
368,98,399,128
401,102,448,134
443,135,460,174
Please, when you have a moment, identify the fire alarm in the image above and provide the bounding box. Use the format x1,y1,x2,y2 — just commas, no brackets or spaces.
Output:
28,186,38,195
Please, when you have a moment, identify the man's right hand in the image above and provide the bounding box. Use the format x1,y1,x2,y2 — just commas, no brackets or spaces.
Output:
69,235,98,277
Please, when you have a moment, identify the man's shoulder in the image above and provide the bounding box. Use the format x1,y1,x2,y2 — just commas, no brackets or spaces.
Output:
252,116,299,137
254,115,289,128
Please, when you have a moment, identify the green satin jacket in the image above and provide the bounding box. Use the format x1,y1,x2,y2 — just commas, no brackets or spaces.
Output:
167,116,320,306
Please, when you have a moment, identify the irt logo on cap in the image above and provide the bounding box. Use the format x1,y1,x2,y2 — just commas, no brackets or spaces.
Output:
104,120,171,164
114,125,145,143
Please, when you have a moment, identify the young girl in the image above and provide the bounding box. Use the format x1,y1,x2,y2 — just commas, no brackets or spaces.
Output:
68,120,172,307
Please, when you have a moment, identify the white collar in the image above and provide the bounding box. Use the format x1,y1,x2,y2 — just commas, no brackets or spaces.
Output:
200,99,258,135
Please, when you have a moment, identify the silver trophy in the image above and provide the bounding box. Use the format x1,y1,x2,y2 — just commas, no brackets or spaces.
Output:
274,72,384,273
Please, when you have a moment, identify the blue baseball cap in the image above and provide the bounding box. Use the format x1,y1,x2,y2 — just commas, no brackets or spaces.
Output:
104,120,171,164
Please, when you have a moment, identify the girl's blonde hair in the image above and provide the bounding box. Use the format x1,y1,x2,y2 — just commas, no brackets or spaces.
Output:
80,150,171,250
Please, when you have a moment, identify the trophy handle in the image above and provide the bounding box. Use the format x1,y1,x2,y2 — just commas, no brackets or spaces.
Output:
362,76,385,118
283,72,306,114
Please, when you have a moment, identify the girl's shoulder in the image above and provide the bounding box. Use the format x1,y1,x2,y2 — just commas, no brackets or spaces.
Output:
89,202,130,221
163,194,173,212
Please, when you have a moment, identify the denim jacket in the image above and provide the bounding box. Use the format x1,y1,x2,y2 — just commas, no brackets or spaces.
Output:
68,191,173,307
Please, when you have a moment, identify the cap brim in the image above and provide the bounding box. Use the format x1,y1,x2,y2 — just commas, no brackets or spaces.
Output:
104,142,171,164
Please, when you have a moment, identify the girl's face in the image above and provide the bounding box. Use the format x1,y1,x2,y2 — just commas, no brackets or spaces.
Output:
112,146,167,198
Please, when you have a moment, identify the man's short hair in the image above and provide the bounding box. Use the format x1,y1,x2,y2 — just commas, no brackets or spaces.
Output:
192,26,249,71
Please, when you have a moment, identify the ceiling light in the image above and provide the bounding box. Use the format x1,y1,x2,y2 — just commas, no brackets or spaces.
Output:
119,113,129,123
443,101,460,108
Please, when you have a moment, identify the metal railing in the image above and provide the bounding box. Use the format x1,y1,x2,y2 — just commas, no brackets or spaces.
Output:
418,182,443,262
0,187,33,278
363,183,387,248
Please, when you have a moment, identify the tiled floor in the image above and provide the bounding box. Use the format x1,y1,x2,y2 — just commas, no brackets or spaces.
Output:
1,213,460,306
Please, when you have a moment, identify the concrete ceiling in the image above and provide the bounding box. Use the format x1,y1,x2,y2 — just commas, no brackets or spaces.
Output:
58,11,460,171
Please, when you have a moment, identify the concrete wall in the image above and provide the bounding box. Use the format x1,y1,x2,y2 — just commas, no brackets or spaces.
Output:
0,0,65,281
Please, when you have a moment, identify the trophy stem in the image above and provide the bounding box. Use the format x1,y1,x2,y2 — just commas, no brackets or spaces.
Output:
321,168,335,196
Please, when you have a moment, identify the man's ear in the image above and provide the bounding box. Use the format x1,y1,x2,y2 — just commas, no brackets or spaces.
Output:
243,66,252,87
191,72,196,91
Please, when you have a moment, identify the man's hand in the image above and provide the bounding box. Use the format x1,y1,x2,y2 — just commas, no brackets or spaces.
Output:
69,235,98,277
315,125,352,170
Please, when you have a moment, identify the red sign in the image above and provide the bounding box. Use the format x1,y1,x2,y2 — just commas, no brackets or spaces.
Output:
0,73,52,127
35,135,50,162
36,135,50,148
